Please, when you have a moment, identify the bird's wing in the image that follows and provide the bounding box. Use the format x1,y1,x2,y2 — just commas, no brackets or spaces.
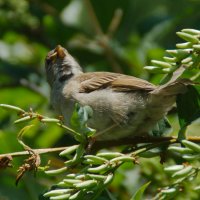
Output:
111,77,156,91
78,72,156,93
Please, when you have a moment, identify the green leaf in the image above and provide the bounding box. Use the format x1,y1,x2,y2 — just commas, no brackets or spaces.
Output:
177,85,200,127
70,103,96,137
17,125,34,150
130,182,151,200
150,117,171,137
176,85,200,140
160,73,173,84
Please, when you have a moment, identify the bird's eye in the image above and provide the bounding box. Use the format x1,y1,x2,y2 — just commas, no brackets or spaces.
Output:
45,52,58,65
45,58,52,65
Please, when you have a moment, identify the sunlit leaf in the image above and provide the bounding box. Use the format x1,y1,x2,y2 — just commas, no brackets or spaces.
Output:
130,182,151,200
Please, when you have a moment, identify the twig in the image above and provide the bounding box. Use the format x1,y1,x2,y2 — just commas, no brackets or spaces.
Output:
92,135,200,152
1,136,200,161
20,78,48,99
83,0,123,73
107,8,123,38
30,0,57,15
191,70,200,81
0,147,67,158
98,38,123,73
1,136,200,158
134,138,177,155
83,0,103,36
0,79,48,100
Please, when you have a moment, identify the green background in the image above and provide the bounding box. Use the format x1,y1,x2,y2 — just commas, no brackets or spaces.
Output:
0,0,200,199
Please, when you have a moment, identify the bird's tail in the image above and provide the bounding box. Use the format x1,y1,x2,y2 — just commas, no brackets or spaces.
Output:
147,79,194,124
150,79,193,96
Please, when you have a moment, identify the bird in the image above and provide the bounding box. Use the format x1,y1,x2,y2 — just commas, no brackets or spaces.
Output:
45,45,191,142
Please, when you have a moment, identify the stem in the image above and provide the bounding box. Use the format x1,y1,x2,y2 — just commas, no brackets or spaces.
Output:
57,123,82,140
83,0,103,36
107,8,123,38
191,70,200,81
0,147,67,158
83,0,123,73
20,78,48,99
133,138,177,156
92,136,200,152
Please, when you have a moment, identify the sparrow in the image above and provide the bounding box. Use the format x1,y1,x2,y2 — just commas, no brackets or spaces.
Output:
45,45,190,141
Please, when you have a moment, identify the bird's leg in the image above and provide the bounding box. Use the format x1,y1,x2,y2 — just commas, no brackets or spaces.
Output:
94,124,117,138
86,124,117,153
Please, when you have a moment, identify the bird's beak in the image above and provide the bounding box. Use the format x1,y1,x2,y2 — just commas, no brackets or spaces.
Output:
54,45,66,59
45,45,67,65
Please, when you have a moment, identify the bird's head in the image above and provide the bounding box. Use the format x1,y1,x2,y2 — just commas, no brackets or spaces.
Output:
45,45,82,86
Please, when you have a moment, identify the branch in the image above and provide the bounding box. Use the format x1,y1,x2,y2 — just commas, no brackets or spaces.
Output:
0,147,67,158
107,8,123,38
20,78,48,99
83,0,103,36
92,135,200,152
1,136,199,158
0,79,48,99
83,0,123,73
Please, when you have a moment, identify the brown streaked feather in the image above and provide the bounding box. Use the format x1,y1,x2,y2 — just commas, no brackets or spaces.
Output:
111,77,156,91
78,72,156,93
151,78,193,95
